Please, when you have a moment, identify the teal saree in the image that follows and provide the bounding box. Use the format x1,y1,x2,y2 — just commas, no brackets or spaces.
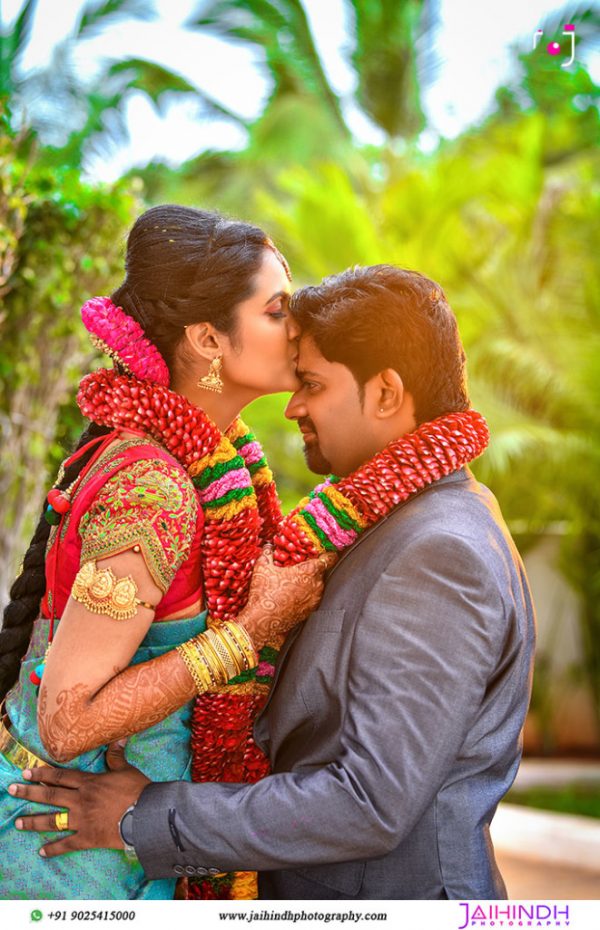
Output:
0,610,207,900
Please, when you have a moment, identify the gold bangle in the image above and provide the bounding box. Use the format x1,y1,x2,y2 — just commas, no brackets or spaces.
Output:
201,624,246,680
176,642,203,693
177,620,259,696
201,629,231,682
217,623,247,671
205,628,240,680
176,640,212,694
191,640,219,690
194,634,227,687
226,620,258,666
72,560,157,622
208,628,243,680
206,615,241,673
187,641,214,692
213,628,246,677
221,621,258,670
188,634,225,689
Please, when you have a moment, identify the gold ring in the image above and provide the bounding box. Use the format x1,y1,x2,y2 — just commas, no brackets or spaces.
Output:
54,810,69,831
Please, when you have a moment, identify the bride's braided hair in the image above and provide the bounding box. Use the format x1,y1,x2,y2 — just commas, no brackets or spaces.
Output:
0,204,286,700
0,422,111,700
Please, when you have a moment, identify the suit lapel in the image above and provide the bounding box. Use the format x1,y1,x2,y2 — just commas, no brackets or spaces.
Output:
325,467,469,581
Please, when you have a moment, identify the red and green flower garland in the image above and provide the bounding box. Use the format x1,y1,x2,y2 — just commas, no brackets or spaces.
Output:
77,367,489,900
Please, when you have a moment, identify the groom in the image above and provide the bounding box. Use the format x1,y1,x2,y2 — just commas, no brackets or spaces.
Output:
14,266,536,899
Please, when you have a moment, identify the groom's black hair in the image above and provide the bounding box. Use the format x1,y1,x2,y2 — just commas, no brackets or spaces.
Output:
290,265,470,424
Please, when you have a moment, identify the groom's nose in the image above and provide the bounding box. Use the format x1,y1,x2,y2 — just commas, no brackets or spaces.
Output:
285,391,306,420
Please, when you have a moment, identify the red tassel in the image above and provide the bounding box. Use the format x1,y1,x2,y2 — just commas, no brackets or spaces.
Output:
47,489,70,515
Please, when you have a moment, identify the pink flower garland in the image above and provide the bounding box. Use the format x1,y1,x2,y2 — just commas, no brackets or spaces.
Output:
81,297,170,387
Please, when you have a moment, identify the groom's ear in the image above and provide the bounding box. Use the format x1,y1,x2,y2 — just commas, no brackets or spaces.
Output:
365,368,405,418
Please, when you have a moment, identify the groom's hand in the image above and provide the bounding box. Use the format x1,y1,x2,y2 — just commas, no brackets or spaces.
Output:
9,741,150,857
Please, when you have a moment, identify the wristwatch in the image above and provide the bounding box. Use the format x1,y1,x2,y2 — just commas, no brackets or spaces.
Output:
118,804,138,860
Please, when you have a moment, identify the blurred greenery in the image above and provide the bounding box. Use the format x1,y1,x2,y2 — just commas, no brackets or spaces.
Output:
134,0,438,209
506,783,600,819
0,103,139,608
0,1,599,740
188,0,433,142
1,0,198,170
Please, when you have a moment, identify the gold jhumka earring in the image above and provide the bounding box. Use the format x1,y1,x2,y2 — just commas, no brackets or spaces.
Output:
198,355,224,393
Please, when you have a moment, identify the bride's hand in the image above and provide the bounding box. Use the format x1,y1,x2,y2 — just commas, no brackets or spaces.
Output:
236,545,337,649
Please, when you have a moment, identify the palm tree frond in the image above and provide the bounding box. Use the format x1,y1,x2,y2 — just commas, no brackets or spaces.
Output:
77,0,156,39
189,0,289,38
111,57,249,126
189,0,349,136
349,0,428,138
0,0,38,95
109,59,196,96
9,0,38,50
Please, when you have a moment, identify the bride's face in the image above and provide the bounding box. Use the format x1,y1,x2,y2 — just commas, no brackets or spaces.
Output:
221,248,299,395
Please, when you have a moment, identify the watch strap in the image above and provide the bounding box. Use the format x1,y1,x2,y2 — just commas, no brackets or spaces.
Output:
118,804,137,860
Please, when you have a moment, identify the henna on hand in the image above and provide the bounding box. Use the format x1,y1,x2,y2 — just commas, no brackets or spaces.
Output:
236,546,336,650
36,548,335,761
38,650,196,763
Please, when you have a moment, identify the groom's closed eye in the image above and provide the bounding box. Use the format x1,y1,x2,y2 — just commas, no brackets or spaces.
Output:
296,369,322,386
301,381,321,392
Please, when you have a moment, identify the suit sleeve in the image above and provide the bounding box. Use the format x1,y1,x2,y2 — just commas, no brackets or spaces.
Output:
133,532,506,878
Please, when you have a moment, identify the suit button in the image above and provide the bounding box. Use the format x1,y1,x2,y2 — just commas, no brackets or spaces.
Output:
173,865,185,876
185,865,196,876
196,867,208,876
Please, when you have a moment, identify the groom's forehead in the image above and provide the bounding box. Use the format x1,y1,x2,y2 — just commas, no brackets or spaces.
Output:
296,335,357,390
296,333,325,368
295,334,336,378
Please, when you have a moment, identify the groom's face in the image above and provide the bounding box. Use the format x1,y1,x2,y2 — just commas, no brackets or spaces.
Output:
285,335,380,477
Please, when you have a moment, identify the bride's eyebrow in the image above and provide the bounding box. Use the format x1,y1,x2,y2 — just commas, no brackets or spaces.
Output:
264,290,291,305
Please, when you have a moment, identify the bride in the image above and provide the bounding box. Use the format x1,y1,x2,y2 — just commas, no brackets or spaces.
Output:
0,204,329,900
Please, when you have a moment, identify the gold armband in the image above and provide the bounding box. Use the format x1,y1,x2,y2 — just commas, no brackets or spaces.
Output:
71,560,157,621
176,619,258,695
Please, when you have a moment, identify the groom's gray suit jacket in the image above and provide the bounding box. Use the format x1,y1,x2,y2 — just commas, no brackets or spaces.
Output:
134,468,536,899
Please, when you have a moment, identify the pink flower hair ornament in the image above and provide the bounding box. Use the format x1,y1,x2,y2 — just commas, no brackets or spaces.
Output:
81,296,170,387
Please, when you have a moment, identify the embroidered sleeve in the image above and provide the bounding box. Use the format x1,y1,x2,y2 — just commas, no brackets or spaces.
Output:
78,458,198,593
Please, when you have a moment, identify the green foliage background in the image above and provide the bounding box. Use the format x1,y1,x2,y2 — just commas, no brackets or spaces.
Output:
0,107,140,605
